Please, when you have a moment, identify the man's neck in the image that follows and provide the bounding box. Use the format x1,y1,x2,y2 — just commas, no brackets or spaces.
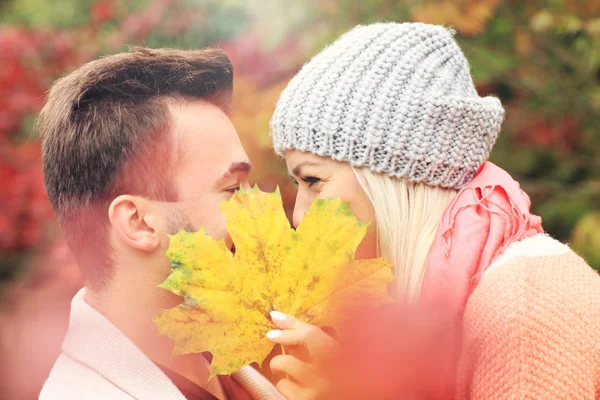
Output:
84,264,224,398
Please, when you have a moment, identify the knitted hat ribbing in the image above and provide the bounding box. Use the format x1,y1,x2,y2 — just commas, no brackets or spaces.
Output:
270,22,505,190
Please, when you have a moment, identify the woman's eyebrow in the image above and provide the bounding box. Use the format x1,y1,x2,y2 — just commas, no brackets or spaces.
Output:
292,161,320,176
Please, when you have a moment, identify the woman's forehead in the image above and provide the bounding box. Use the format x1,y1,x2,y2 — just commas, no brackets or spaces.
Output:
285,150,352,177
284,150,339,165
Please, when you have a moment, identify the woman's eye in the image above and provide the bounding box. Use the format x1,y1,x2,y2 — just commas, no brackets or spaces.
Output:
302,176,321,187
225,187,240,194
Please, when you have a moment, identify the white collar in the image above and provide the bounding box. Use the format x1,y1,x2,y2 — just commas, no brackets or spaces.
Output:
62,288,186,399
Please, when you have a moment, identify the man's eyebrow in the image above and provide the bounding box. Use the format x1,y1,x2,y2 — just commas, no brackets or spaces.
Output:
216,162,253,184
292,161,319,176
226,161,253,176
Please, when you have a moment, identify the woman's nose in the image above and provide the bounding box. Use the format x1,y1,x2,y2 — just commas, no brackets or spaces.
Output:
292,190,312,228
292,204,305,229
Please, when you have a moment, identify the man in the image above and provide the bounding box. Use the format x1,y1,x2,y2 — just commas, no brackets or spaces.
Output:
39,47,282,399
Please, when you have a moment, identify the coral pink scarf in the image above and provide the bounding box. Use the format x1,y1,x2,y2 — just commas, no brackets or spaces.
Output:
421,162,543,321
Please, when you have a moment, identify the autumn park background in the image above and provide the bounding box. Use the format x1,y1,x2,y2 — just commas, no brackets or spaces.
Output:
1,0,599,398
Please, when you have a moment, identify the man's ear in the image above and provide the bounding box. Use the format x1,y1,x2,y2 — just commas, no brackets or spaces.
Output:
108,195,160,252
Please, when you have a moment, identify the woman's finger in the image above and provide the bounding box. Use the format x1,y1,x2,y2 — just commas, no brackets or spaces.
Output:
270,355,318,386
268,311,340,365
268,311,335,346
275,378,319,400
266,326,321,346
270,311,310,330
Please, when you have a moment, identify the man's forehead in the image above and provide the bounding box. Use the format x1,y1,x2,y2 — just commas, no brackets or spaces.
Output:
169,101,239,150
168,101,234,139
167,100,250,180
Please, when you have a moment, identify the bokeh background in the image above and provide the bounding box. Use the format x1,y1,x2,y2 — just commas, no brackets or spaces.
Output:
1,0,599,398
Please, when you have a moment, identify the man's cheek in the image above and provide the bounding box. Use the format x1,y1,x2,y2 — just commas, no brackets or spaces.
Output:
200,210,228,242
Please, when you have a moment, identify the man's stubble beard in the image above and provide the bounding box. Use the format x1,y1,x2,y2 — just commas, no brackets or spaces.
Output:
166,208,196,234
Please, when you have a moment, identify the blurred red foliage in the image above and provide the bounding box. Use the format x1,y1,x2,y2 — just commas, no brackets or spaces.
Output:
0,23,85,400
91,1,114,23
220,33,299,87
523,117,581,153
0,23,88,263
0,1,303,398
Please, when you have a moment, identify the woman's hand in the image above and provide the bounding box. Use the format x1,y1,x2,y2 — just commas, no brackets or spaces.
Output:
266,311,339,400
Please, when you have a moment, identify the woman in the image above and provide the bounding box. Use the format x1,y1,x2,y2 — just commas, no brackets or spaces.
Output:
265,22,600,399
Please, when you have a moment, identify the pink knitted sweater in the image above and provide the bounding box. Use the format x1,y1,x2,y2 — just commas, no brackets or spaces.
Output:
457,234,600,399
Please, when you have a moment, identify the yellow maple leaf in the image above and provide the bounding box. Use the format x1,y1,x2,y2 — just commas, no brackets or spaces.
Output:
153,186,394,377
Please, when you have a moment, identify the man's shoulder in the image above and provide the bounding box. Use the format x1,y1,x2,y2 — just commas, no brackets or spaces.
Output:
40,353,134,400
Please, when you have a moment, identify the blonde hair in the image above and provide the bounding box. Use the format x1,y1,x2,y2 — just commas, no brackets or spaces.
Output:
353,168,458,302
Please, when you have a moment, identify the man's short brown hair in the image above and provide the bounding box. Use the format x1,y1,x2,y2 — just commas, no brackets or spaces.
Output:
39,47,233,289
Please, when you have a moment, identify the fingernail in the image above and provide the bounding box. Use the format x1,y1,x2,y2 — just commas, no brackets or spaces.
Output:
270,310,287,322
266,330,281,340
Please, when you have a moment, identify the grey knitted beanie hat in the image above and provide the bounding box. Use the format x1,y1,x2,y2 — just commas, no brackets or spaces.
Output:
270,22,505,190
